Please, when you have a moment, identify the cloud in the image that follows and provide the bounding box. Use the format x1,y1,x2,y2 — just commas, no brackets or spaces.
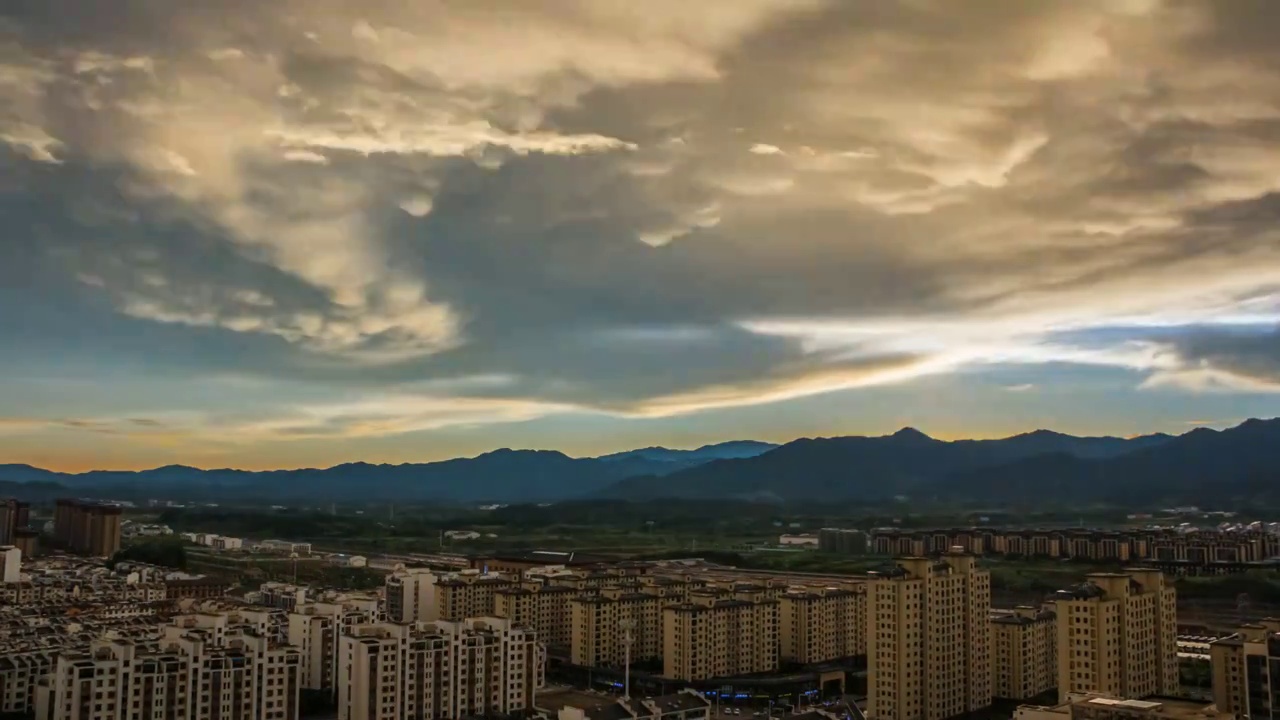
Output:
0,416,176,437
1004,384,1037,393
5,0,1280,458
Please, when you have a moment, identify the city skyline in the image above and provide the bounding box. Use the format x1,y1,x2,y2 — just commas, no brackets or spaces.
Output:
5,1,1280,472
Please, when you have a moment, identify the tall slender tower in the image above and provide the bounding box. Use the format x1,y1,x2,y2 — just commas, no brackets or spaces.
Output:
867,547,992,720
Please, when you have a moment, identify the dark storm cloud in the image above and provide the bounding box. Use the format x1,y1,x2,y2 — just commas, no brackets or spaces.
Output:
4,0,1280,441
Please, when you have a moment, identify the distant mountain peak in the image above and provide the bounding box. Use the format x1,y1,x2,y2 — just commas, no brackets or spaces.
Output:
891,427,933,441
1022,429,1067,438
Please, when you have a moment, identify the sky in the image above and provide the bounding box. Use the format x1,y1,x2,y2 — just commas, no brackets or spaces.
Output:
2,0,1280,472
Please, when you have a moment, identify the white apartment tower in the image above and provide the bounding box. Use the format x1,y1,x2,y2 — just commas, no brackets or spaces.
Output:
337,617,544,720
867,549,992,720
1,545,20,583
385,567,439,623
39,628,301,720
288,597,380,694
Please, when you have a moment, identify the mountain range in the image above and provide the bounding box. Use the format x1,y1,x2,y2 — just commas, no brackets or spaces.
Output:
0,440,780,503
3,420,1279,507
605,419,1280,506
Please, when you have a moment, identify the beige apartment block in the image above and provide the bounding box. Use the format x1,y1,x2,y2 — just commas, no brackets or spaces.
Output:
0,651,54,716
571,588,665,667
288,597,380,694
385,567,439,623
662,591,780,681
992,607,1057,701
1051,570,1178,703
495,582,578,649
337,617,544,720
38,629,300,720
435,571,515,620
1208,619,1280,718
779,585,867,664
867,550,993,720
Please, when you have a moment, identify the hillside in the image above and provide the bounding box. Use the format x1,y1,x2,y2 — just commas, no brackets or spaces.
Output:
938,418,1280,506
600,425,1196,503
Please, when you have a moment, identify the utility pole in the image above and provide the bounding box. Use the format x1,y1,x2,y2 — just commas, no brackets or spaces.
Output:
621,618,636,700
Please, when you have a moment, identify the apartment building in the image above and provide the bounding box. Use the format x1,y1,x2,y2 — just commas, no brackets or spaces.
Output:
571,587,665,667
53,500,122,558
258,582,309,611
662,591,780,681
2,545,20,583
991,607,1057,701
866,550,992,720
818,528,868,555
35,624,301,720
385,567,439,623
496,583,578,649
288,597,380,694
1050,570,1178,702
0,651,56,716
871,527,1280,565
0,499,31,545
337,617,544,720
779,586,866,664
436,570,515,620
1208,619,1280,719
257,540,312,555
14,528,38,558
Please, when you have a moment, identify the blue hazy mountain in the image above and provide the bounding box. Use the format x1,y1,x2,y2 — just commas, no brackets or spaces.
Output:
7,421,1276,506
0,441,776,503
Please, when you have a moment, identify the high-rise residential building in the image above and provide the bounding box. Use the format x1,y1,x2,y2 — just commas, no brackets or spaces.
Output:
571,587,664,667
13,529,38,559
36,625,301,720
991,606,1057,701
779,585,866,664
435,570,514,620
866,549,992,720
1050,569,1178,702
495,583,577,650
385,567,439,623
1209,619,1280,718
52,500,122,557
288,597,380,695
1,546,20,584
662,590,780,681
0,499,30,545
337,617,544,720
